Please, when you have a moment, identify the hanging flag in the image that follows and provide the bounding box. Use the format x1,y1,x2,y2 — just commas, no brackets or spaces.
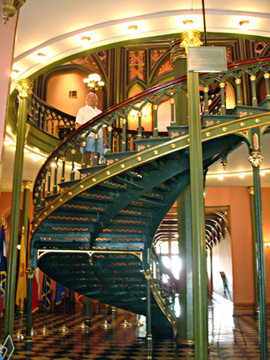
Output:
55,283,65,305
32,268,40,313
75,292,84,307
0,224,7,317
15,230,27,309
42,275,51,310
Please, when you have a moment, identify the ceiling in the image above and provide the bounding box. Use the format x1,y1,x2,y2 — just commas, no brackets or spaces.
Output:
11,0,270,88
2,0,270,192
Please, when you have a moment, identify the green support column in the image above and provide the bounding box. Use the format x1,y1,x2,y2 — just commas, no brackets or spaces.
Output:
248,151,267,360
263,73,270,102
143,248,152,351
21,180,33,350
181,30,208,359
85,298,91,326
170,39,188,125
248,186,259,316
25,268,35,350
21,180,31,243
4,79,33,340
177,186,194,346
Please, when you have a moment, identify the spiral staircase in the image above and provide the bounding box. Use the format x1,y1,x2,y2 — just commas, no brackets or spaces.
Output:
29,57,270,335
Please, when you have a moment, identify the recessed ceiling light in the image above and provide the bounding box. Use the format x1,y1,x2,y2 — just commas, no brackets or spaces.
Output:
80,36,91,46
239,20,250,29
11,69,19,79
37,52,46,58
128,24,138,31
183,19,193,26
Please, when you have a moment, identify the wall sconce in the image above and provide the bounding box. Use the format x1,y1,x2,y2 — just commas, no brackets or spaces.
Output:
83,73,104,91
264,242,270,252
239,20,250,29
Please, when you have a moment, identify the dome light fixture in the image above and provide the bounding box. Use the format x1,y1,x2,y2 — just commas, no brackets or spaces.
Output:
80,36,91,46
128,24,138,31
239,20,250,30
83,73,104,90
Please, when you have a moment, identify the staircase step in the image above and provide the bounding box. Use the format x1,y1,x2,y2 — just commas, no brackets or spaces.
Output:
78,164,107,179
134,138,168,151
105,151,137,166
228,104,270,117
33,231,91,242
114,175,145,190
134,197,167,208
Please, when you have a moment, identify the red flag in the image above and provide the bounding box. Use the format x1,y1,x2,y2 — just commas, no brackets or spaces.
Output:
75,293,83,307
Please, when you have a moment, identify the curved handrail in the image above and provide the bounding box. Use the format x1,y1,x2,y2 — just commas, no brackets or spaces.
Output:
32,56,270,209
29,93,76,138
33,74,188,192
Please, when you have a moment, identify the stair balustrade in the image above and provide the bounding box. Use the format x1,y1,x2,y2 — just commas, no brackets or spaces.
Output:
32,56,270,217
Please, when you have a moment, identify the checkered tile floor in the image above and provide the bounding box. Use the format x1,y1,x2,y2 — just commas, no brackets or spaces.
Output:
4,297,270,359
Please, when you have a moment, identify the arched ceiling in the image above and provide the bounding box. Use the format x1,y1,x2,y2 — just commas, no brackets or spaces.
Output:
11,0,270,89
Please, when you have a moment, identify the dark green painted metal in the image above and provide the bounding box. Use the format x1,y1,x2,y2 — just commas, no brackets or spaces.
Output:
220,84,226,115
250,77,258,107
145,249,152,350
248,187,259,316
5,80,33,340
177,186,194,341
172,52,188,126
187,71,208,359
25,274,33,349
253,165,268,359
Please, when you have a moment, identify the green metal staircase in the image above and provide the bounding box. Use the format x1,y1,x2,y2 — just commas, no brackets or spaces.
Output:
29,56,270,334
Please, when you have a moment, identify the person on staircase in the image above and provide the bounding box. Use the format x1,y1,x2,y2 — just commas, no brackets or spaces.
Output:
75,92,107,166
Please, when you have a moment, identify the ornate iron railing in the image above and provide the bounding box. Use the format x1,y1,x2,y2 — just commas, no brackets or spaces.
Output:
28,94,76,139
32,56,270,215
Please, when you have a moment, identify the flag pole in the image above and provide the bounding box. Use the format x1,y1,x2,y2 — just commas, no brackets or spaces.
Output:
59,288,68,333
42,275,51,334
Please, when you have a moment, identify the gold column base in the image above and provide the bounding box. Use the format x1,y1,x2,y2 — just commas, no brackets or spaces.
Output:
101,320,111,329
15,330,24,340
31,327,37,336
120,319,131,327
176,339,195,348
42,325,49,334
59,325,68,333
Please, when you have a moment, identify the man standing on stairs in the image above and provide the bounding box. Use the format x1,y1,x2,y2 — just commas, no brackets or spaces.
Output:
76,92,107,166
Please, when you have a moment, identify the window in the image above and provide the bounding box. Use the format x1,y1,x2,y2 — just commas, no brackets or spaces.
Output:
69,90,77,99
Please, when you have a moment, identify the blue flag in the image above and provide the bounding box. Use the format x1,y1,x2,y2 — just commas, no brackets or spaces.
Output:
55,283,65,305
42,275,51,310
0,225,7,317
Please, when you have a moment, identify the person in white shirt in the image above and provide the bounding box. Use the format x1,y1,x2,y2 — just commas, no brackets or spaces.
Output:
76,92,107,166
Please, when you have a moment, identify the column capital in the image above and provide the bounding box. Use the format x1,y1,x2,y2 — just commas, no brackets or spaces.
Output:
180,29,202,51
248,151,264,167
16,79,33,98
170,38,186,63
248,186,254,195
26,268,35,279
143,269,153,280
22,180,32,190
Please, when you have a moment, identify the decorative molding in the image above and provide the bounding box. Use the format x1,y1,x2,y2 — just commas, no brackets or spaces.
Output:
248,151,264,167
16,79,33,98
